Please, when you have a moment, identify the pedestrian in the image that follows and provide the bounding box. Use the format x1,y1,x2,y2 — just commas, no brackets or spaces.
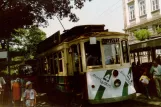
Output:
11,77,21,106
23,81,37,107
0,72,6,105
150,60,161,98
139,70,151,99
19,77,26,106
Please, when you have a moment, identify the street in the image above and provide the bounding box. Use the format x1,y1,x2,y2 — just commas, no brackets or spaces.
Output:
36,93,161,107
43,100,161,107
0,93,161,107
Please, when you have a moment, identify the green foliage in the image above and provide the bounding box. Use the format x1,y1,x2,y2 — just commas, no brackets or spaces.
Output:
11,26,46,59
134,29,151,41
0,0,92,38
156,27,161,34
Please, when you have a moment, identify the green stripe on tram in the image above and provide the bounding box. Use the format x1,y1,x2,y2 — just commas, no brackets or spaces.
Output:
122,82,128,96
122,68,132,96
94,85,106,100
94,70,112,100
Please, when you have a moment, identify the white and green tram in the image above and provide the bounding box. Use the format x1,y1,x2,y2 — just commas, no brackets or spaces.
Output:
36,25,136,104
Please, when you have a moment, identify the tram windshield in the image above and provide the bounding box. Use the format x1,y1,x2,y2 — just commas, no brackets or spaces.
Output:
85,41,102,66
103,43,120,65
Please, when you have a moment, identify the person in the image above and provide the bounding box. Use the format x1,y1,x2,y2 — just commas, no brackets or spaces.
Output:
86,54,95,66
105,56,112,65
0,73,6,105
139,71,151,99
110,56,114,64
11,78,21,106
132,62,139,92
23,81,37,107
150,60,161,98
19,77,26,105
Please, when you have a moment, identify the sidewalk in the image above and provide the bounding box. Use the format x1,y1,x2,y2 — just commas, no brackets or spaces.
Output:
134,93,161,106
0,93,53,107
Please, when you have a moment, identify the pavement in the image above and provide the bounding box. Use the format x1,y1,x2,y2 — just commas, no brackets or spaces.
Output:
0,93,161,107
134,93,161,106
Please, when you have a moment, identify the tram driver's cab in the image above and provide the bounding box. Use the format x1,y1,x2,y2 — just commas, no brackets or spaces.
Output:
83,38,130,70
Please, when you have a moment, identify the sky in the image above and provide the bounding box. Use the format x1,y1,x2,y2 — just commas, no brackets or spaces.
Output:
40,0,124,37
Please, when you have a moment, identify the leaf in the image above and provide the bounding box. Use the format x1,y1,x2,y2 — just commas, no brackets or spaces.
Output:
10,27,46,59
0,0,92,38
134,29,151,41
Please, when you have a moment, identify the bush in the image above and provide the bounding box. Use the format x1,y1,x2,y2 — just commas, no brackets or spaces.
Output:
156,27,161,35
134,29,151,41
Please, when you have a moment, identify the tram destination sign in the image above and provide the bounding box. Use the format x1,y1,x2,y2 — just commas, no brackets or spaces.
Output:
102,38,119,44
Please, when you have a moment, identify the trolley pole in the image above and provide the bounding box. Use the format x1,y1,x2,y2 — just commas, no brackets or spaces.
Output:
56,16,66,31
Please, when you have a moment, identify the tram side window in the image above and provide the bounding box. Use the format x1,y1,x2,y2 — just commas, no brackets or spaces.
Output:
49,55,54,74
47,56,51,74
44,57,48,74
54,54,58,74
71,44,82,72
103,43,120,65
85,41,102,66
121,40,129,63
58,52,63,72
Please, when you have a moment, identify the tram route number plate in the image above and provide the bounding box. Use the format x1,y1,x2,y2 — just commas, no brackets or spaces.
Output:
102,38,119,44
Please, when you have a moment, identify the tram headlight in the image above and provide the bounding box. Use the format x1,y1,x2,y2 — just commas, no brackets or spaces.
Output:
114,79,121,87
113,70,119,77
91,85,95,88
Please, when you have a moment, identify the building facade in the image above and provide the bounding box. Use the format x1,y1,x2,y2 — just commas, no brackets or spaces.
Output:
122,0,161,44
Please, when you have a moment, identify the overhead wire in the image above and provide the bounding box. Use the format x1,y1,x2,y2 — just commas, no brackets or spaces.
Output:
95,0,121,19
104,4,122,17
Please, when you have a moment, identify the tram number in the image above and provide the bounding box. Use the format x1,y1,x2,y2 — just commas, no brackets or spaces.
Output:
103,74,110,82
102,38,119,44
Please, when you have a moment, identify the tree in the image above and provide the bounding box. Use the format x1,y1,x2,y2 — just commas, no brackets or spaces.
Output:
10,26,46,59
134,29,151,41
0,0,92,38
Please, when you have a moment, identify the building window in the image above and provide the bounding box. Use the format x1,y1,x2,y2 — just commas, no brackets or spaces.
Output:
139,0,146,16
129,5,135,20
151,0,159,11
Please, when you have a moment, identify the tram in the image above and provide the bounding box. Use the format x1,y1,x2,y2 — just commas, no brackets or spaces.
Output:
36,25,136,104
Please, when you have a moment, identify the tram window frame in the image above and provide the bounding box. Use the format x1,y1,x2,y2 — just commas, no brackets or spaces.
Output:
39,58,43,74
49,54,54,74
53,54,58,74
44,57,48,74
121,40,130,63
102,39,121,65
58,51,63,72
84,41,102,68
70,44,82,73
47,55,51,74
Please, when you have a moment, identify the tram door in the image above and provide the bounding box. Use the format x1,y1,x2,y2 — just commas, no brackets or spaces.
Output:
70,44,82,92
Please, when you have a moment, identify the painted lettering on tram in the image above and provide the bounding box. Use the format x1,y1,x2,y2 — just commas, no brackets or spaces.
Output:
91,74,111,88
120,71,132,85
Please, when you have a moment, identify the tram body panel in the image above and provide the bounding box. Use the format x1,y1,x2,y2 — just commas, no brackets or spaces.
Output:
86,67,136,103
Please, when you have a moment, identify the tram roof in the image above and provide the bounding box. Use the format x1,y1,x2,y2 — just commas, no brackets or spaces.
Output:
130,36,161,52
37,24,128,54
62,31,128,42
